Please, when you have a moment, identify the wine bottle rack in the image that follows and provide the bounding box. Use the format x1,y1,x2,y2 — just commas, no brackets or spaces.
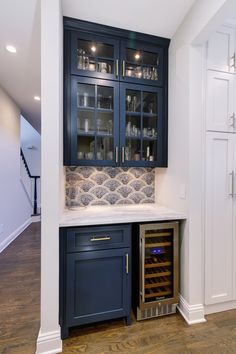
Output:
135,222,179,320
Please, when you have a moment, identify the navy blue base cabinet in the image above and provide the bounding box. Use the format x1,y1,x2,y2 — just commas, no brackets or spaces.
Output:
59,224,132,339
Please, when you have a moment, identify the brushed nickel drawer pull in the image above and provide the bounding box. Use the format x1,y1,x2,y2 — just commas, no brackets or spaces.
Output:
90,236,111,242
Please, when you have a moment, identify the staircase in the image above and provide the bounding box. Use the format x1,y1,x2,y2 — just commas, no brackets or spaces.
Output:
20,148,41,219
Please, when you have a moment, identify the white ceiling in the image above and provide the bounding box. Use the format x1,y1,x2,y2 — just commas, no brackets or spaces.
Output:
62,0,196,38
0,0,41,132
0,0,196,133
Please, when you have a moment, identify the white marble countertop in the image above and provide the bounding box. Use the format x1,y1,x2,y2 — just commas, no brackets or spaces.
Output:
59,204,186,227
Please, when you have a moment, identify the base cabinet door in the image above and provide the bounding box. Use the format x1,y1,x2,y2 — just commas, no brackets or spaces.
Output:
205,132,234,305
62,247,131,338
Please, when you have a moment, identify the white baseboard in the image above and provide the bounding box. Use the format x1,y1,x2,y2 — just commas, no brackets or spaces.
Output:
36,329,62,354
32,215,41,222
0,217,31,253
178,294,206,324
205,301,236,315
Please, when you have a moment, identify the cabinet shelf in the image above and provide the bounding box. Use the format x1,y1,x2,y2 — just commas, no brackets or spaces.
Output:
145,286,172,299
145,267,172,278
145,257,171,268
145,277,171,289
145,241,172,248
145,232,172,238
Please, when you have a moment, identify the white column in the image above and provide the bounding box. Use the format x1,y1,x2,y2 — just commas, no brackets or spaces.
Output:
36,0,63,353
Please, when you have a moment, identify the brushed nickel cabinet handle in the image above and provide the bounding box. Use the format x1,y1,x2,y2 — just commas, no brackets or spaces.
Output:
230,52,235,68
234,172,236,197
115,59,119,78
125,253,129,274
228,113,235,127
229,171,234,197
122,60,125,78
90,236,111,242
115,146,119,163
121,146,125,163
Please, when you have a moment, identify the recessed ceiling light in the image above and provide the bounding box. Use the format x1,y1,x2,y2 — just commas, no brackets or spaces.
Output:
34,96,40,101
6,45,17,53
91,46,96,52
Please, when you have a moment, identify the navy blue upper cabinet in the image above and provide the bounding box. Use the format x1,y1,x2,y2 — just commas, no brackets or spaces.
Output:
64,18,170,167
120,40,164,86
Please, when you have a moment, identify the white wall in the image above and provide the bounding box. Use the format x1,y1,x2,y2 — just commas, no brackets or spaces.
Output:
36,0,63,353
0,86,32,252
156,0,236,323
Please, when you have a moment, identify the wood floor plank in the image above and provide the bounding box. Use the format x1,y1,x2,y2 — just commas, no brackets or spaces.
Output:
0,221,236,354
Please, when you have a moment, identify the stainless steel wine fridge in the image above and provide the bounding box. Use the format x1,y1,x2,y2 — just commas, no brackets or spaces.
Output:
133,222,179,321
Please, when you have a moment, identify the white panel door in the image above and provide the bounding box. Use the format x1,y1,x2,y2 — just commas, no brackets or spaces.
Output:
205,132,234,305
207,26,235,73
206,71,235,132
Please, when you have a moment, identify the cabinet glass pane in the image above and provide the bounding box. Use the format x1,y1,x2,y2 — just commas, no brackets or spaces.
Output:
125,139,141,161
125,48,159,81
126,115,141,138
126,90,141,112
97,137,114,160
97,86,113,110
77,111,95,134
143,140,157,162
77,39,114,74
77,83,95,108
77,136,95,160
143,92,157,114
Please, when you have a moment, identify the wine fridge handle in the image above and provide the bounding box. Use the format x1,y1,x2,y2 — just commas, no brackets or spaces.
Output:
141,237,145,303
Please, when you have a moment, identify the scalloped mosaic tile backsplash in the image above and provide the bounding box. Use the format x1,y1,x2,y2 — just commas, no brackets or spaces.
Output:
66,167,155,207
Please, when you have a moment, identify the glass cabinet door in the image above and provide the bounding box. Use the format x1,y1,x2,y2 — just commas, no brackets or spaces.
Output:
71,31,119,80
120,41,163,86
120,83,164,167
70,76,119,166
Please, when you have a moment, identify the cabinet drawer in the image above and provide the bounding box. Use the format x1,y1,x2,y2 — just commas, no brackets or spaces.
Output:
66,224,131,252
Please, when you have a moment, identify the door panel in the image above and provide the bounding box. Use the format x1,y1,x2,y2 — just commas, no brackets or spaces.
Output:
205,132,234,305
66,248,130,326
70,76,119,166
71,31,119,80
206,71,235,132
120,83,165,167
207,26,235,73
120,40,164,86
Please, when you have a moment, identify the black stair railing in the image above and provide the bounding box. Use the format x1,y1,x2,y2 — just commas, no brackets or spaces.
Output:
20,148,40,215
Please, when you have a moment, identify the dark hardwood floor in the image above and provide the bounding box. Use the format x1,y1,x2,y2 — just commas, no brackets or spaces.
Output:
0,222,236,354
0,222,40,354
